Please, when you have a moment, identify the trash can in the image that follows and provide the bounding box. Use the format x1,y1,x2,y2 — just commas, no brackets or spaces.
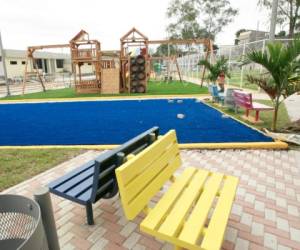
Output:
225,88,241,110
0,194,48,250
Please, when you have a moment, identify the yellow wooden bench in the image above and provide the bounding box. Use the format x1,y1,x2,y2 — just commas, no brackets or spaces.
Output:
115,130,239,250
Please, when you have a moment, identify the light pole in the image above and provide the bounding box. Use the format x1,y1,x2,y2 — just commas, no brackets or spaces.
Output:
269,0,279,40
0,31,10,96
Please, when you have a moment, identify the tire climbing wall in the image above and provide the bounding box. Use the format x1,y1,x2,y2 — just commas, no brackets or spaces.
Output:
130,55,147,93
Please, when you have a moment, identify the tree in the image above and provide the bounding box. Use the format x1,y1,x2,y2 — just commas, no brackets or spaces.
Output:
166,0,238,40
198,56,231,83
276,30,287,37
245,40,300,131
152,44,178,57
258,0,300,38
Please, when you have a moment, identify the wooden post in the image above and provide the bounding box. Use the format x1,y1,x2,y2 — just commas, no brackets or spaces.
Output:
200,51,209,87
22,59,29,95
32,58,46,92
167,43,170,80
174,57,182,82
200,40,213,87
128,55,131,93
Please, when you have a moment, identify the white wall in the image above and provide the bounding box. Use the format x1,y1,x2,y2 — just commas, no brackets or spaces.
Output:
5,57,72,79
5,58,26,78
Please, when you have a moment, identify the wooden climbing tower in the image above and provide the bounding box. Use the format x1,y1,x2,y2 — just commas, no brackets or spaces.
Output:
70,30,102,94
120,27,149,93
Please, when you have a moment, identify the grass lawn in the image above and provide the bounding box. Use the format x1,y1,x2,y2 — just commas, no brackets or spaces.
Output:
1,81,208,100
0,149,86,191
207,99,290,131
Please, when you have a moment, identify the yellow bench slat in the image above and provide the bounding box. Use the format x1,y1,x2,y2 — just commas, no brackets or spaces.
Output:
140,167,200,232
117,155,182,220
200,176,239,250
158,169,213,237
116,129,239,250
121,143,179,204
117,130,178,186
178,172,224,246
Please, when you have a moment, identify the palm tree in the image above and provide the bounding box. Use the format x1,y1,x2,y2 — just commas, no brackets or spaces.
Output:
246,40,300,131
198,56,231,83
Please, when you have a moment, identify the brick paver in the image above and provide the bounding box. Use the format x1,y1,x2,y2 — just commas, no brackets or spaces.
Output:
2,149,300,250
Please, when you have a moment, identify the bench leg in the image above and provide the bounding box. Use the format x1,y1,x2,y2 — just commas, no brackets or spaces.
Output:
255,110,260,122
86,202,94,225
234,105,238,114
245,109,249,117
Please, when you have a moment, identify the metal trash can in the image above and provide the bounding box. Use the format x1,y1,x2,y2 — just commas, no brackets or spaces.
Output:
0,194,48,250
225,88,241,109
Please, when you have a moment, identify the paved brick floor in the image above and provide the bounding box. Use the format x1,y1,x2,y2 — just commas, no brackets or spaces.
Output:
2,149,300,250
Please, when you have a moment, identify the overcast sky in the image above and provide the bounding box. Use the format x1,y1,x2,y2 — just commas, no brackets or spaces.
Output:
0,0,271,50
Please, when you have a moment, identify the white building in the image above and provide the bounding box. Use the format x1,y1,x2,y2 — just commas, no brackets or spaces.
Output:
0,49,120,81
0,49,72,80
237,30,269,44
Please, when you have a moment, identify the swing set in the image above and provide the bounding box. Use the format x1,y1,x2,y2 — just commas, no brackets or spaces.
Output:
22,30,105,94
119,27,213,93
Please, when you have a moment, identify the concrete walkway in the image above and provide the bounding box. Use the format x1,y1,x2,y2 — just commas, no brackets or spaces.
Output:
2,149,300,250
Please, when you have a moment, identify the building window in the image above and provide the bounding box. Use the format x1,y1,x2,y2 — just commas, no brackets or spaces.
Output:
33,59,43,69
56,59,64,69
22,61,26,65
10,61,17,65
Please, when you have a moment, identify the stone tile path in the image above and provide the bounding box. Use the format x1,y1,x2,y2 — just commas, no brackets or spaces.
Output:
2,149,300,250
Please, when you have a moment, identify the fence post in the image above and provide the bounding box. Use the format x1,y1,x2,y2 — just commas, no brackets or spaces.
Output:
259,39,266,74
187,53,190,80
0,31,10,96
185,56,187,81
240,43,246,88
256,39,267,92
228,46,232,86
192,55,195,80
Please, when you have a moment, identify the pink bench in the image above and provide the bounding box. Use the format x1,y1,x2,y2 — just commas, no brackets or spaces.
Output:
233,90,274,122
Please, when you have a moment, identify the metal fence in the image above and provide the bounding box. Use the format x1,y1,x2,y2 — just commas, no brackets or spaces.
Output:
0,72,73,98
171,38,294,90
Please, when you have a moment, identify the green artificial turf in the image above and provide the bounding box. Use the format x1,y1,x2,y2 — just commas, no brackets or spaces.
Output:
1,81,208,100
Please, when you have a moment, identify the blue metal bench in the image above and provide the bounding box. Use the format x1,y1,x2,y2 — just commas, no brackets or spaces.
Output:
48,127,159,225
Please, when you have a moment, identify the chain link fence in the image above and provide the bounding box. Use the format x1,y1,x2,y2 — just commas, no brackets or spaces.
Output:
169,38,294,90
0,72,73,98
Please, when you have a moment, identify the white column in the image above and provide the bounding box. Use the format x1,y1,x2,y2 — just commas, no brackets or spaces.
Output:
269,0,279,40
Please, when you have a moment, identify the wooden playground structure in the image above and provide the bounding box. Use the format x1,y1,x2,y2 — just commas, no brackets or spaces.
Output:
120,27,213,93
23,28,213,95
69,30,102,94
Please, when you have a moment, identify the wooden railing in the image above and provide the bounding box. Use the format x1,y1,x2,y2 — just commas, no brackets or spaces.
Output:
101,60,115,69
71,48,98,61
